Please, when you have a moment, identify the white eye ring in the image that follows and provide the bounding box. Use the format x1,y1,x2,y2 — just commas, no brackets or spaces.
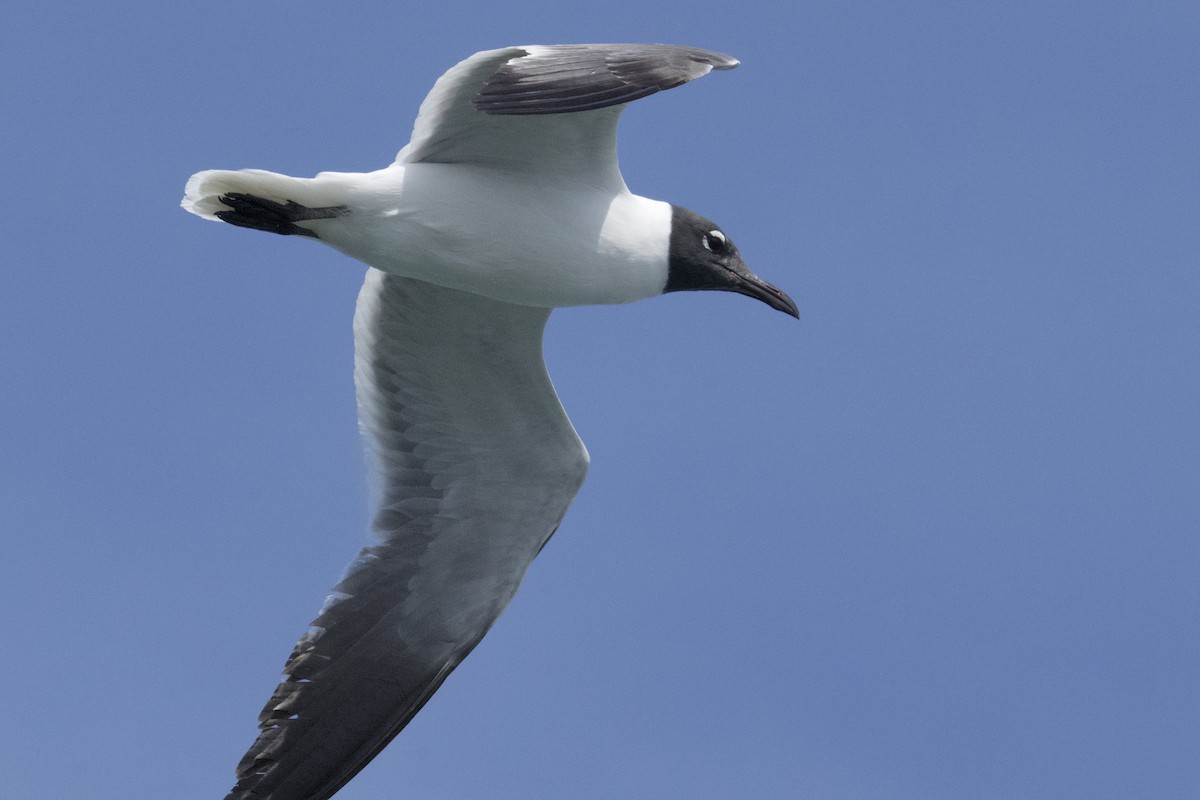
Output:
703,230,727,252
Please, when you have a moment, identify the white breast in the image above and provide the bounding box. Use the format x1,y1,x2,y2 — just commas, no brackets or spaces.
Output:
310,164,673,308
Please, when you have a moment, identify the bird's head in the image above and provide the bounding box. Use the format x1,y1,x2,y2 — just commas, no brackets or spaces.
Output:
663,206,798,318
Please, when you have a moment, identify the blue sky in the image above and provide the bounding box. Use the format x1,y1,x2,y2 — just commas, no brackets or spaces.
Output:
2,2,1197,798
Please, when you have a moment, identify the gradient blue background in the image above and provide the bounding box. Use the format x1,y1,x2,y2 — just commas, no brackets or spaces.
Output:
2,3,1197,798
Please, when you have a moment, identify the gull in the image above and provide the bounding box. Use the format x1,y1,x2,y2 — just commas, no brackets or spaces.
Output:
183,43,797,800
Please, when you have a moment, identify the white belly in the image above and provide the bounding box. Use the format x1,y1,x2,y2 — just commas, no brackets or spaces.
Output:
312,164,672,308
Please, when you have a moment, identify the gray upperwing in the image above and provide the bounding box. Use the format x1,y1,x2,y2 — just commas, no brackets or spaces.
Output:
397,44,738,185
224,270,588,800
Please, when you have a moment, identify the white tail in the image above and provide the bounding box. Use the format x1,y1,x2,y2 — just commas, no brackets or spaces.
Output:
181,169,343,220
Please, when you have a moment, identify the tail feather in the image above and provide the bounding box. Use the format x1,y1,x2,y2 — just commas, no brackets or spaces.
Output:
184,166,355,212
182,169,351,238
181,169,304,219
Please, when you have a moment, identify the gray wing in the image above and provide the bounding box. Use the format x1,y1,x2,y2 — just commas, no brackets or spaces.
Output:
397,44,738,187
225,270,589,800
473,44,739,115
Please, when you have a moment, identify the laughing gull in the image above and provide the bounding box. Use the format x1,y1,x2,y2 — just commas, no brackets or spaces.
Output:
183,43,797,800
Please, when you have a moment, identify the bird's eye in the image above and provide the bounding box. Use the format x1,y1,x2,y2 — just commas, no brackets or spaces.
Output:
703,230,727,253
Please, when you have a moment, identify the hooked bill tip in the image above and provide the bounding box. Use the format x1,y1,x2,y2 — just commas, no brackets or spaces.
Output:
736,274,799,319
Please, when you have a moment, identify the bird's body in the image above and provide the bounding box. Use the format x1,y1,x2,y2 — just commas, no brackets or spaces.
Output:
189,163,672,306
183,43,796,800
